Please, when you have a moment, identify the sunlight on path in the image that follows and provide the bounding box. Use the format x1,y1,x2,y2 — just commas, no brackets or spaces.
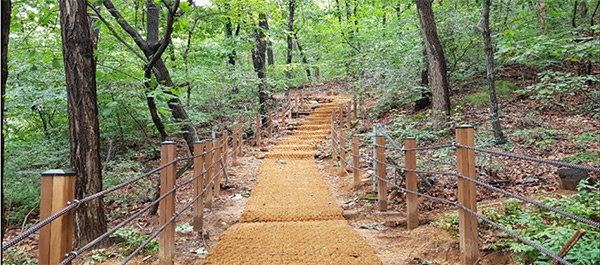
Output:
204,99,381,265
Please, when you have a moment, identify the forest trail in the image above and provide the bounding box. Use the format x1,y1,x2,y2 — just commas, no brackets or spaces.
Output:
203,98,382,265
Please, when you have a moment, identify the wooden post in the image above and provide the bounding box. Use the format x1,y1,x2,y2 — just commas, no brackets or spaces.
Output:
222,131,229,175
39,169,75,265
213,139,223,197
255,116,261,147
288,101,292,119
281,101,286,127
346,102,352,128
267,115,273,138
300,89,304,110
340,127,346,169
332,124,339,163
204,140,214,209
376,135,387,212
193,141,205,234
236,124,243,157
352,136,360,190
456,125,479,265
232,126,238,165
295,92,299,114
337,105,343,127
159,141,177,265
353,99,358,120
405,137,418,229
550,229,587,265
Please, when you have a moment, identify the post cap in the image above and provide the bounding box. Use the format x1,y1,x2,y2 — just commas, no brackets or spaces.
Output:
161,141,176,145
456,124,474,129
406,137,416,140
41,169,76,176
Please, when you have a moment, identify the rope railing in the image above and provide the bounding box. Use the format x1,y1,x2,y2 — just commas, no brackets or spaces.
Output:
3,116,250,264
454,143,600,173
328,109,598,265
121,167,221,264
59,151,226,264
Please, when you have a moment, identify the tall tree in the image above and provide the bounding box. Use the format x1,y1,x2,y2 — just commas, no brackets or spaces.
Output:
535,0,547,33
286,0,296,79
1,0,11,240
481,0,506,144
416,0,450,130
253,13,269,122
101,0,198,153
59,0,107,247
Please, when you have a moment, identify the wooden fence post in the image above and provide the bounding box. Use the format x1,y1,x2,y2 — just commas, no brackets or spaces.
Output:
456,125,479,265
223,131,229,175
337,105,343,127
352,136,360,190
332,117,339,163
255,116,261,147
267,115,273,138
237,124,243,157
353,99,357,120
405,137,418,229
213,139,223,197
205,140,214,209
159,141,177,265
346,102,351,128
39,169,75,265
193,141,205,235
281,101,286,127
376,135,387,212
232,126,238,165
340,127,346,169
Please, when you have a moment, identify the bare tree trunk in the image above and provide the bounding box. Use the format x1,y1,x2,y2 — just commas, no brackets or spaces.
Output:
573,0,579,28
1,0,11,240
286,0,296,79
536,0,547,33
482,0,506,145
253,13,269,121
59,0,107,247
416,0,450,131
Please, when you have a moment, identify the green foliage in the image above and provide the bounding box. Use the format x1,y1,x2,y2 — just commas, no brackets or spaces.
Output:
437,180,600,265
1,247,37,265
83,249,119,265
103,159,154,220
511,128,559,149
463,80,518,107
487,180,600,264
522,71,599,109
111,226,159,255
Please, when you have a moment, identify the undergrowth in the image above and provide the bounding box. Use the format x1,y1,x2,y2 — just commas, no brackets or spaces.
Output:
435,179,600,265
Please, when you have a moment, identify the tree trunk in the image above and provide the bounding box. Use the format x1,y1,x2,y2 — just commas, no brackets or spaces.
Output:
225,17,236,66
535,0,547,33
253,13,269,120
482,0,506,145
103,0,196,153
294,33,311,79
416,0,450,131
286,0,296,79
1,0,11,240
59,0,107,247
572,0,578,28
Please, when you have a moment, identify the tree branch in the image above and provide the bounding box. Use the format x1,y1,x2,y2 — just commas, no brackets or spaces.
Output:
145,0,180,71
88,3,148,63
102,0,152,54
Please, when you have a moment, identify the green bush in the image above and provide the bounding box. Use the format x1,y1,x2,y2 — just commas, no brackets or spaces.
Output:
437,180,600,265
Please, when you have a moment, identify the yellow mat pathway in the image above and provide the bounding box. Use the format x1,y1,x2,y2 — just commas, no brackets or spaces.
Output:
204,101,381,265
